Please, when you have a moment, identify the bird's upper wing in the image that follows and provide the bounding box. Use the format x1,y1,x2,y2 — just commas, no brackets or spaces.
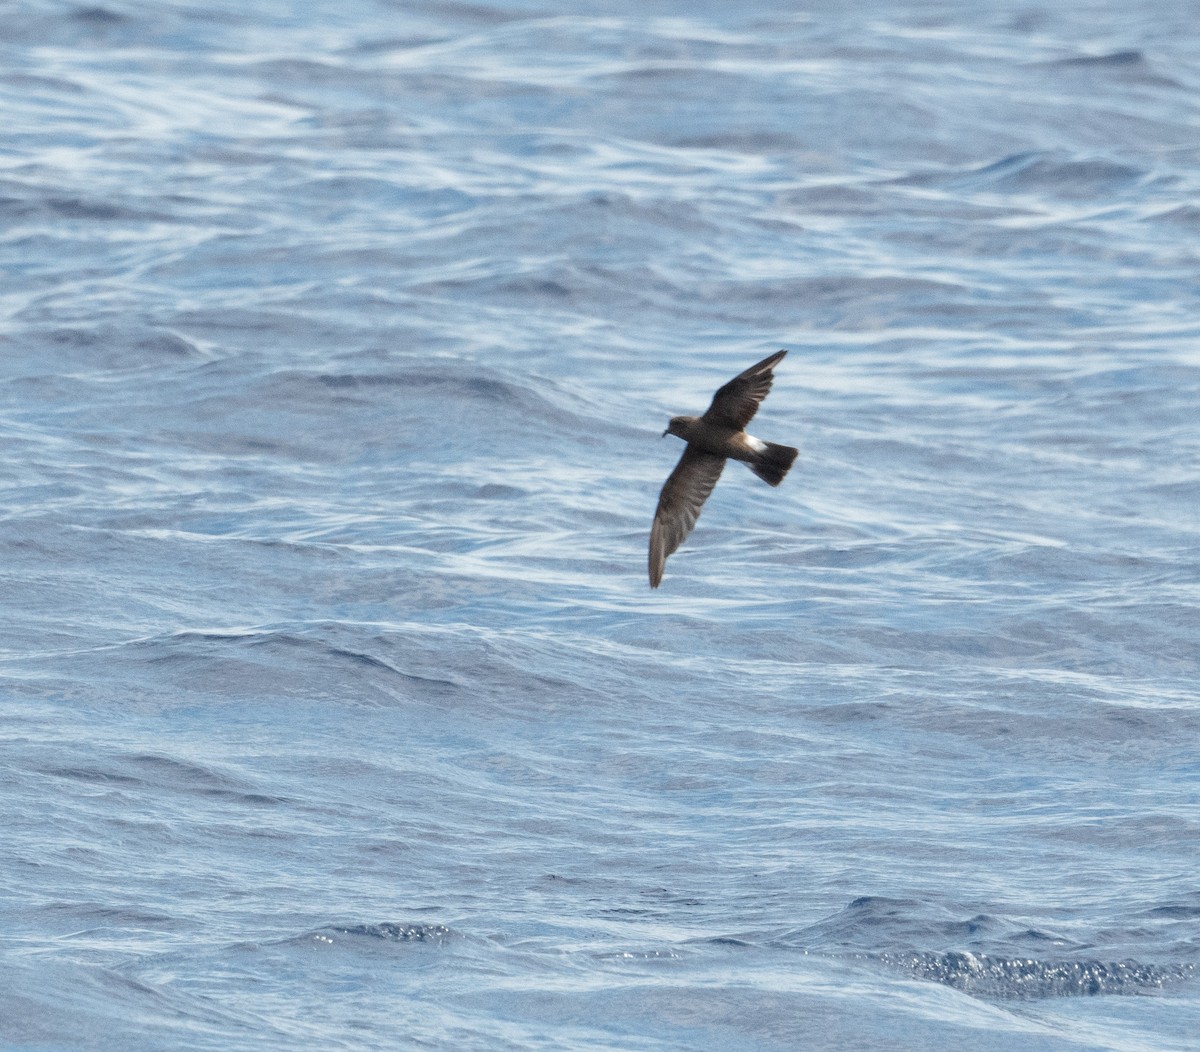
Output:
649,446,726,588
702,349,787,430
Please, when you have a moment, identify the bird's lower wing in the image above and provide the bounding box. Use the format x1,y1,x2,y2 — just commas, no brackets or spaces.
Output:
649,447,726,588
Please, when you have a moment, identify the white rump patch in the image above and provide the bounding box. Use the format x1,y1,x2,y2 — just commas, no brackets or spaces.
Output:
745,435,768,453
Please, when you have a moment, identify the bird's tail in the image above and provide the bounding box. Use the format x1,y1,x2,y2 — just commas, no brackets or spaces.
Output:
749,442,798,486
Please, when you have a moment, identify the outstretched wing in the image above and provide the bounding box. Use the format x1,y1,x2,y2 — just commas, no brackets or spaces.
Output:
649,447,726,588
702,349,787,430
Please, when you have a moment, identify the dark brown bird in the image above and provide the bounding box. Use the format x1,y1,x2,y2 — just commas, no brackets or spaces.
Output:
649,350,797,588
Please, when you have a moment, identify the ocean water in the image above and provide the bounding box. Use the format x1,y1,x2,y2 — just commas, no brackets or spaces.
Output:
2,0,1199,1048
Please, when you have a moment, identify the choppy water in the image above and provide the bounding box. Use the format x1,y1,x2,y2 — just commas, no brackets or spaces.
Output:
3,1,1199,1049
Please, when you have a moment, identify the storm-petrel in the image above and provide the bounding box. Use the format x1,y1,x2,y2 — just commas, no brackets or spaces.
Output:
649,350,797,588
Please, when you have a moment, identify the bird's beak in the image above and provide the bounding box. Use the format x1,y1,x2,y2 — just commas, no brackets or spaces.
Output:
662,427,669,437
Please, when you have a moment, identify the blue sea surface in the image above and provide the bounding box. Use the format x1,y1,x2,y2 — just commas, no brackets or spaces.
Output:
2,1,1199,1048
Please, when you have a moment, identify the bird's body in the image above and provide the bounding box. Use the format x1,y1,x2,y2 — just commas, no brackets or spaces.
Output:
649,350,797,588
664,415,787,477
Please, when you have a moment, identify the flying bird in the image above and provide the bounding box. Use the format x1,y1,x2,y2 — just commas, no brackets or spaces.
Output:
649,350,797,588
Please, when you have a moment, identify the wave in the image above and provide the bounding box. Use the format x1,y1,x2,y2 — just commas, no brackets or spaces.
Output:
1036,49,1183,87
762,897,1196,999
894,150,1152,199
39,750,287,807
304,922,457,945
119,624,464,695
876,950,1193,999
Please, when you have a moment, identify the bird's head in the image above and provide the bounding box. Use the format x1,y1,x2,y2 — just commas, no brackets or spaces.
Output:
663,415,692,439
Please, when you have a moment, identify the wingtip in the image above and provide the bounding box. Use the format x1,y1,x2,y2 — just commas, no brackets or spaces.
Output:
750,348,787,374
649,553,663,588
